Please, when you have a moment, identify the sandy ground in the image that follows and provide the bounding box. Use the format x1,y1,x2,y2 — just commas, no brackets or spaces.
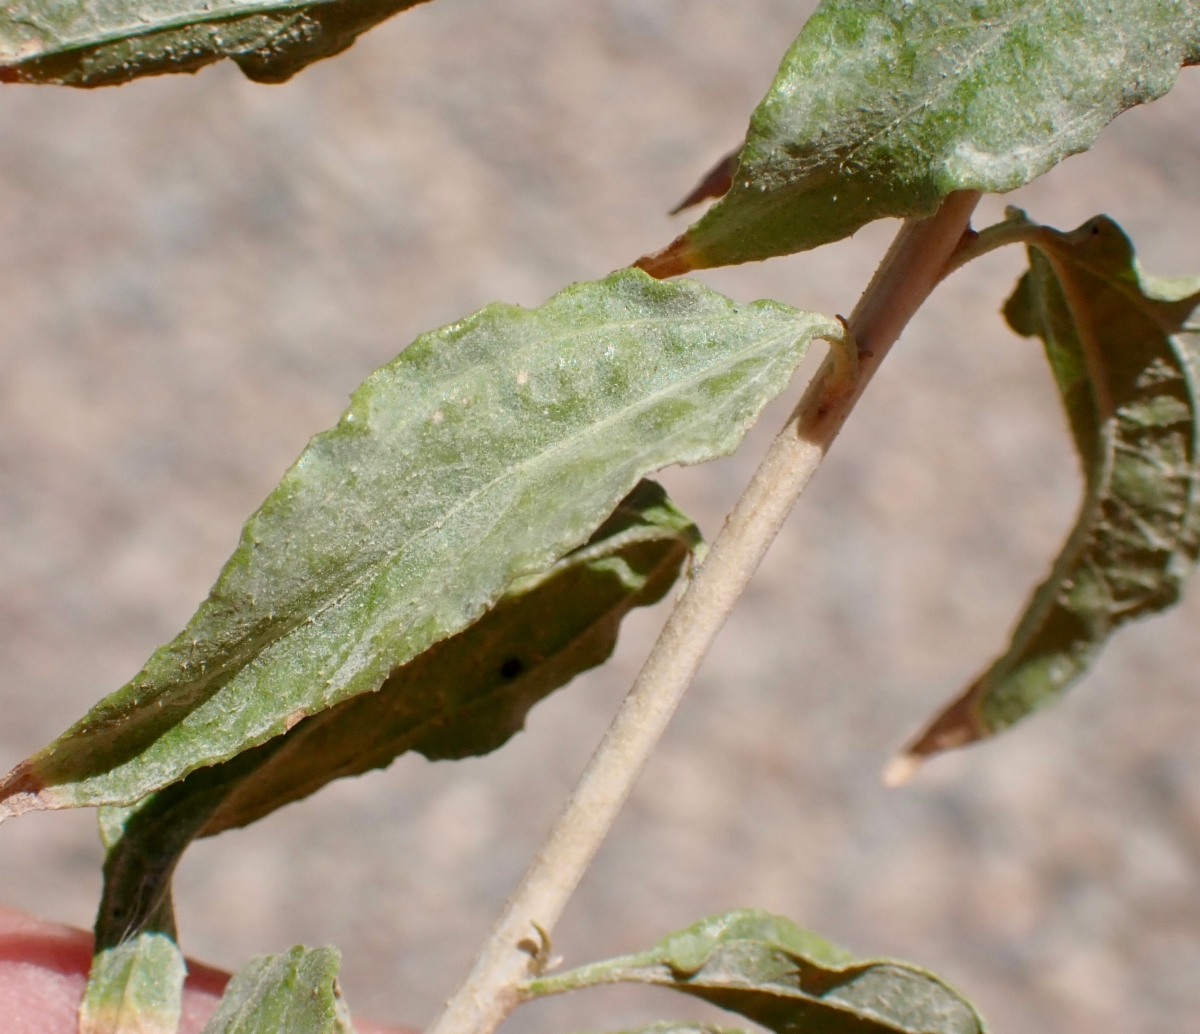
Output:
2,2,1200,1032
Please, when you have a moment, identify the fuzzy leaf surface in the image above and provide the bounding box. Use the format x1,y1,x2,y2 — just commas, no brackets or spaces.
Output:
79,931,186,1034
79,480,698,977
1,270,818,817
196,478,699,834
903,212,1200,762
0,0,430,87
0,268,825,815
526,910,984,1034
200,946,352,1034
638,0,1200,275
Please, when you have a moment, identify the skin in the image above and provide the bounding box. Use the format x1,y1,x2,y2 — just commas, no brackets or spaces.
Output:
0,906,408,1034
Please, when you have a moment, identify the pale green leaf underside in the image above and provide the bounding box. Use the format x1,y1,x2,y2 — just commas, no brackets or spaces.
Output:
0,270,836,816
80,931,186,1034
84,481,698,988
200,947,353,1034
905,211,1200,760
0,0,430,87
643,0,1200,274
526,910,985,1034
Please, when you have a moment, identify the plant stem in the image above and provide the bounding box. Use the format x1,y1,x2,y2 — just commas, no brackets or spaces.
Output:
938,209,1049,282
423,190,980,1034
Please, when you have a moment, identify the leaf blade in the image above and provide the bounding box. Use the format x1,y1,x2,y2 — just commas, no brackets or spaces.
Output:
200,946,353,1034
0,0,431,87
899,211,1200,764
79,930,186,1034
0,270,830,816
639,0,1200,275
197,478,700,834
63,481,699,1009
525,910,985,1034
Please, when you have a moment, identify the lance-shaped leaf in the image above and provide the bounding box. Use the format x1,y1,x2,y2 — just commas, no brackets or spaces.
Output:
200,946,353,1034
525,910,985,1034
637,0,1200,276
1,270,828,818
73,480,698,1013
894,212,1200,770
0,0,431,88
196,478,700,833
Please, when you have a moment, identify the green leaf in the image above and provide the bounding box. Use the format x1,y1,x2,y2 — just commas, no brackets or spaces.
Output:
1,269,830,818
637,0,1200,276
196,478,700,834
899,211,1200,765
200,946,353,1034
75,482,694,1034
0,0,431,87
525,910,985,1034
76,480,698,963
79,922,186,1034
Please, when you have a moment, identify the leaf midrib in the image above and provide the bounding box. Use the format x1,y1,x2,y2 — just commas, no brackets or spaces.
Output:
292,315,810,680
171,310,817,711
1,0,371,64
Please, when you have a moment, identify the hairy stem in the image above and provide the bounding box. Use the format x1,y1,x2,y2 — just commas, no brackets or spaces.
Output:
423,190,980,1034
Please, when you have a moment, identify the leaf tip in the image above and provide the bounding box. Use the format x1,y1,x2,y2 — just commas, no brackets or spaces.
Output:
880,753,922,788
0,762,50,820
897,682,990,768
633,236,698,280
669,150,739,215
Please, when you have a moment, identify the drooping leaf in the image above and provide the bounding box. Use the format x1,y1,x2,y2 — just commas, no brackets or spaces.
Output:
0,270,834,818
200,946,353,1034
896,211,1200,767
0,0,431,88
637,0,1200,276
76,481,699,987
525,910,985,1034
196,478,700,834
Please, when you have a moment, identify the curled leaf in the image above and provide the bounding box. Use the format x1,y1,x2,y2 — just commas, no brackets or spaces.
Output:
895,211,1200,770
200,946,353,1034
525,910,985,1034
637,0,1200,276
0,270,839,818
0,0,431,87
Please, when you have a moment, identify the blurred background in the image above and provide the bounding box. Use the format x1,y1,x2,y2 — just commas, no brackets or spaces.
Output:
2,2,1199,1032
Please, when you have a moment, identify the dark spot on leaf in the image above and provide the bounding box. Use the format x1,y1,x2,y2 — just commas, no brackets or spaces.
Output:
500,658,524,679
